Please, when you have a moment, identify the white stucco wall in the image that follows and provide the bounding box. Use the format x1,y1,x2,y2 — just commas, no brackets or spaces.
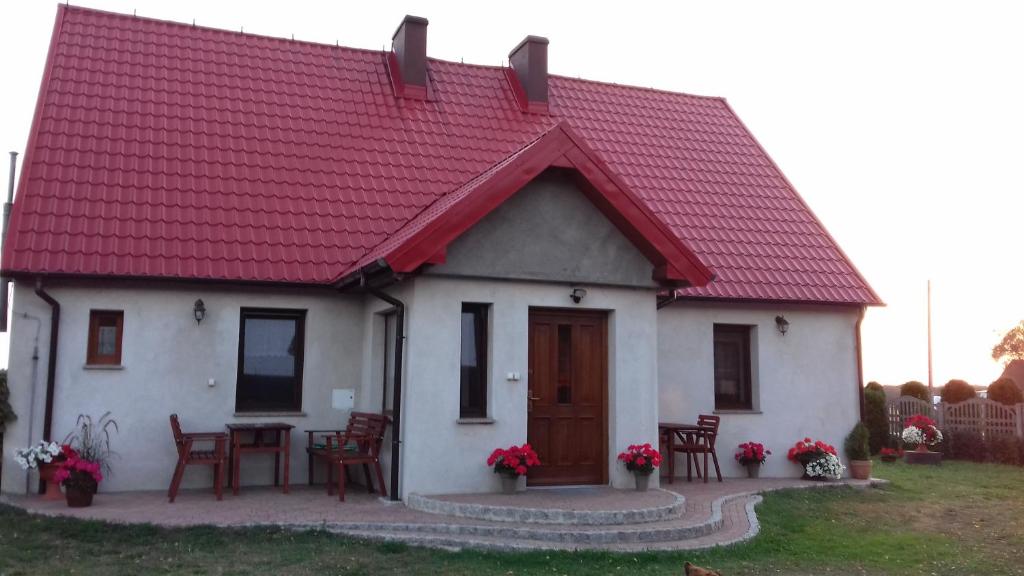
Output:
657,302,862,478
398,275,659,496
1,279,366,495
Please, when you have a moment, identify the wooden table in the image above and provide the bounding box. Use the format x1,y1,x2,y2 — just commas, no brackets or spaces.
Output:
226,422,294,495
658,422,704,484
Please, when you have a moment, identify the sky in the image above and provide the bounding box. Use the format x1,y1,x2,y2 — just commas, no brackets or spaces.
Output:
1,0,1022,386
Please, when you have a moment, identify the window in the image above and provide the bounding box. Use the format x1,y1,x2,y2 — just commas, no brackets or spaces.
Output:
460,303,489,418
87,310,124,365
236,308,306,412
713,324,753,410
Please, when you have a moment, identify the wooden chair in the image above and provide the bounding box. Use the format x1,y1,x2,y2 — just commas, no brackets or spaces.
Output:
168,414,227,502
671,414,723,483
306,412,389,501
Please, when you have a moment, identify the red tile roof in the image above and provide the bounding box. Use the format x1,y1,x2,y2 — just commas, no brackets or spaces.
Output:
1,5,881,305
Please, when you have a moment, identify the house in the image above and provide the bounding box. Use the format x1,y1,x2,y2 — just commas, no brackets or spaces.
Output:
0,6,881,499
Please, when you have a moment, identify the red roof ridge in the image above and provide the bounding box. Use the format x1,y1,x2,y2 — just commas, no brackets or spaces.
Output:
549,73,726,102
61,4,724,103
59,3,389,57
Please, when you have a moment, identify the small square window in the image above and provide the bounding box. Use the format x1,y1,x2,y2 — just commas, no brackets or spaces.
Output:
87,310,124,365
236,308,306,412
713,324,753,410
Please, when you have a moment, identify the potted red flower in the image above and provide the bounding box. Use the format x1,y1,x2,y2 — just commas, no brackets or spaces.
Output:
617,443,662,491
57,412,118,507
487,444,540,494
734,442,771,478
787,437,844,480
879,447,904,463
54,446,103,507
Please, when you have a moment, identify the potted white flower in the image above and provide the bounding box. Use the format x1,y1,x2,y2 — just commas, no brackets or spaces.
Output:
15,440,64,500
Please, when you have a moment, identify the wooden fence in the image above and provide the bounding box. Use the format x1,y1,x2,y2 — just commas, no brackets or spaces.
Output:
886,395,1024,438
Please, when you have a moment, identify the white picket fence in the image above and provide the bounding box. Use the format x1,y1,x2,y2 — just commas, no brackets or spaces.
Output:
886,395,1024,438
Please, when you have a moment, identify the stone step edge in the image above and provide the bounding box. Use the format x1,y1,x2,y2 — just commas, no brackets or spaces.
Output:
324,496,757,553
405,489,686,526
314,490,748,546
320,478,889,552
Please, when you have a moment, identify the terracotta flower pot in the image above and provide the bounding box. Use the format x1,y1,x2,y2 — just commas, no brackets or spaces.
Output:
849,459,872,480
38,461,65,501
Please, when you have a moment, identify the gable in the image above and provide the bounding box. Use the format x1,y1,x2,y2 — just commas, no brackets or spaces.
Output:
425,170,657,288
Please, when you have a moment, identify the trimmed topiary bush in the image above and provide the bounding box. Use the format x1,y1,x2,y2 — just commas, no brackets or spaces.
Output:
866,381,885,395
864,388,889,454
940,379,976,404
844,422,871,461
948,430,987,462
988,377,1023,406
986,434,1022,466
900,381,930,401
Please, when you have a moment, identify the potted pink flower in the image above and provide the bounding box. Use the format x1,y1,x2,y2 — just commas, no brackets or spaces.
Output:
617,443,662,491
487,444,541,494
734,442,771,478
57,412,118,507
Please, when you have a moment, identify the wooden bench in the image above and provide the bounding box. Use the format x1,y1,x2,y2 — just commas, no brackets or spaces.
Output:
305,412,389,501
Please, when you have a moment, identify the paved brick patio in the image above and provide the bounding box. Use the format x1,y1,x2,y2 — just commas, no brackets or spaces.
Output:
2,476,882,551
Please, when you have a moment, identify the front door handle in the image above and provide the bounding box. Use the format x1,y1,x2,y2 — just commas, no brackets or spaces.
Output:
528,390,541,401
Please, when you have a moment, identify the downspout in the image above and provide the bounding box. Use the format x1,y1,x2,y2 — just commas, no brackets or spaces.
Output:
34,279,59,448
364,278,405,502
855,306,866,422
1,152,17,332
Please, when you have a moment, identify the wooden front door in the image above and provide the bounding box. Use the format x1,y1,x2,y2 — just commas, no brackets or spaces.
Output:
527,309,608,486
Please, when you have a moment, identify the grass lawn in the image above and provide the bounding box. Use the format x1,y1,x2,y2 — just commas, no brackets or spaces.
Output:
2,460,1023,575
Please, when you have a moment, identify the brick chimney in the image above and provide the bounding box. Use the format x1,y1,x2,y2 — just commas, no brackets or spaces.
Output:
508,35,549,111
390,15,429,99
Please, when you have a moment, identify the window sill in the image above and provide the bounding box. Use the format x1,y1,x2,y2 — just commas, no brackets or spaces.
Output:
233,412,308,418
456,417,495,425
713,409,763,415
83,364,124,371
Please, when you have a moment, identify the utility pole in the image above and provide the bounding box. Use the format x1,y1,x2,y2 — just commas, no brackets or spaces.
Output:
927,279,934,398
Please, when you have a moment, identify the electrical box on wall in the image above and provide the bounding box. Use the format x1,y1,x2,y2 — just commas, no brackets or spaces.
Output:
332,388,355,410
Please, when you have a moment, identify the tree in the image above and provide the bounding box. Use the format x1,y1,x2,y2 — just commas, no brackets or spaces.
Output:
940,379,976,404
865,381,884,394
993,321,1024,365
0,370,14,432
900,381,929,401
863,389,889,454
988,377,1023,406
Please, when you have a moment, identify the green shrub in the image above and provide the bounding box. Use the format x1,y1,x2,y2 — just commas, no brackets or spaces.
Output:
0,369,15,433
844,422,871,461
988,378,1023,406
864,389,889,454
900,381,930,401
940,379,976,404
866,381,885,394
986,434,1022,466
948,430,987,462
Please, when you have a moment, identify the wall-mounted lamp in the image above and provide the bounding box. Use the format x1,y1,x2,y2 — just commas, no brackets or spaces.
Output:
570,287,588,304
775,315,789,336
193,299,206,325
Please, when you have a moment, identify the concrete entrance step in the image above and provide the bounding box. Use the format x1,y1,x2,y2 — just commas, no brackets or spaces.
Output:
406,486,685,526
327,493,761,552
